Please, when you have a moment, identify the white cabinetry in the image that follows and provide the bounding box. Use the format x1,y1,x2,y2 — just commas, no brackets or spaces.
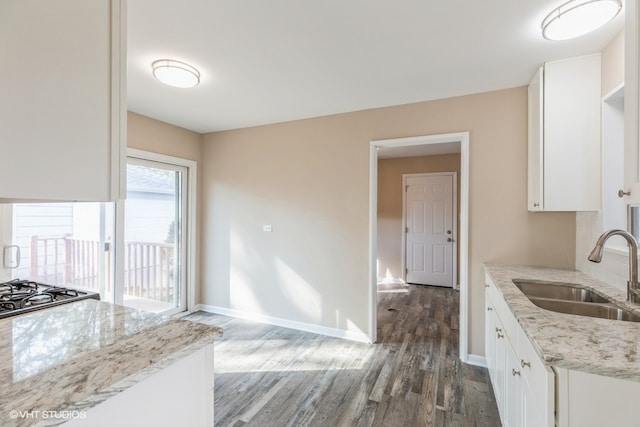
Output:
528,54,601,211
63,344,214,427
555,368,640,427
0,0,126,202
485,276,554,427
624,0,640,204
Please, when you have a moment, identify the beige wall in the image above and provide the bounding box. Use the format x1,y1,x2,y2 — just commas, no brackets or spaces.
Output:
377,154,461,282
601,30,625,97
201,87,575,355
128,112,202,160
127,111,204,302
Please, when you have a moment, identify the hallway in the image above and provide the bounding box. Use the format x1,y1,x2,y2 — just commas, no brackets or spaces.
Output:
187,284,500,426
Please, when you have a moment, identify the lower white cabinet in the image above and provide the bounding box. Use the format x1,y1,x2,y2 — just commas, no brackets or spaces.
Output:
486,271,640,426
62,344,214,427
485,278,554,427
555,368,640,427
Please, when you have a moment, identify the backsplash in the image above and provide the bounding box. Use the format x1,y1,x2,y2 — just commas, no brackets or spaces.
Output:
575,211,628,292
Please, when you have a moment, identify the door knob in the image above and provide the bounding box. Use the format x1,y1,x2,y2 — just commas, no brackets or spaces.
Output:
447,238,453,242
446,230,452,234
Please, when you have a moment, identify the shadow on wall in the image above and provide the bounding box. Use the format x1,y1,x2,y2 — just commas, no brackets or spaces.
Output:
206,182,368,337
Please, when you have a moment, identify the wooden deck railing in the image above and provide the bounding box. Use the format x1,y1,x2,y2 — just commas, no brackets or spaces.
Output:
29,235,175,302
125,241,174,302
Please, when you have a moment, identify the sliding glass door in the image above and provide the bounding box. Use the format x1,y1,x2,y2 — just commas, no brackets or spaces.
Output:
121,157,188,315
1,152,192,316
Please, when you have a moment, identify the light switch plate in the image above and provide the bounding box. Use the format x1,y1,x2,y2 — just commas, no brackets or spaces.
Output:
263,224,273,232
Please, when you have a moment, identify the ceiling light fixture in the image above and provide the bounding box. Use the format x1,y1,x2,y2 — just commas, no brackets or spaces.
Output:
541,0,622,41
151,59,201,88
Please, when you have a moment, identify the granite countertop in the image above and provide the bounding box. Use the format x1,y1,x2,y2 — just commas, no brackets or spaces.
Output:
0,299,222,427
484,264,640,382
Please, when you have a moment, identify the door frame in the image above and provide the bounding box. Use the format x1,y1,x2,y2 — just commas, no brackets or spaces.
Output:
115,148,198,315
369,132,470,362
401,172,458,288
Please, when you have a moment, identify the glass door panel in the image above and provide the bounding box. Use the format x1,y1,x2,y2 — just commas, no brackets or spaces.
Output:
5,202,114,301
123,159,187,315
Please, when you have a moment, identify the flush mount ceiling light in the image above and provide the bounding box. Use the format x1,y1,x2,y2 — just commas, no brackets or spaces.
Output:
151,59,200,88
542,0,622,40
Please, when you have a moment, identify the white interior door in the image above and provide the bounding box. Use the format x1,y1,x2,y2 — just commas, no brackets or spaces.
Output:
405,173,454,287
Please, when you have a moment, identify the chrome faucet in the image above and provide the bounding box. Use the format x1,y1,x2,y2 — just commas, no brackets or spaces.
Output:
588,229,640,303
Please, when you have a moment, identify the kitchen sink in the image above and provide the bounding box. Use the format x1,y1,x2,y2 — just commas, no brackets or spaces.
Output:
527,298,640,322
512,279,640,323
512,280,610,303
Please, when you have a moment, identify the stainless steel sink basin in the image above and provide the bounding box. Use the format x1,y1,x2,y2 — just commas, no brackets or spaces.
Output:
527,298,640,322
512,279,640,322
513,280,610,303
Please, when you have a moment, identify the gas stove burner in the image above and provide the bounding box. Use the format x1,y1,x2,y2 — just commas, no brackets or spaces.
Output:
1,291,37,302
45,287,79,298
4,279,39,291
0,279,100,318
0,301,16,311
20,293,54,308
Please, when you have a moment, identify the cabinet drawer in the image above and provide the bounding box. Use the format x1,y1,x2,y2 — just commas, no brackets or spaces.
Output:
485,274,517,339
490,293,518,345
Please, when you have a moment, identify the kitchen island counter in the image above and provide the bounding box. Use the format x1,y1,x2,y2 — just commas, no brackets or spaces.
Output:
0,299,222,426
484,264,640,381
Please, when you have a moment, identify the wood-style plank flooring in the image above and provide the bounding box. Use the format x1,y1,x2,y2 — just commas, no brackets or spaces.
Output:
185,284,500,427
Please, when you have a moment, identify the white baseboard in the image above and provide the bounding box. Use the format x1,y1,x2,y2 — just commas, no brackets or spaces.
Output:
464,353,487,368
195,304,372,343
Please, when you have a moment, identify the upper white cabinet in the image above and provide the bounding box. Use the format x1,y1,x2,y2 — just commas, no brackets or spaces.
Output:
528,54,602,211
0,0,126,202
624,0,640,205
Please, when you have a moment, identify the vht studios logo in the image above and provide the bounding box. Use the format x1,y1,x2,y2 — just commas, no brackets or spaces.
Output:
9,410,87,420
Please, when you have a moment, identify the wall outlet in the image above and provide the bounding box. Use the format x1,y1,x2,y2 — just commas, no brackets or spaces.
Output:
263,224,273,232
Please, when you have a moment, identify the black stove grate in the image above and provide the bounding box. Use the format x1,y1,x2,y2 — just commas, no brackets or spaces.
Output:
0,279,100,318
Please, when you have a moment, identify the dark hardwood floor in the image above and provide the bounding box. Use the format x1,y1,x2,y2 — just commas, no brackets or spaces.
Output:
186,284,500,427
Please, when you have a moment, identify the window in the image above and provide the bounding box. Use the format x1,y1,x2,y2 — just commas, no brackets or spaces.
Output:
9,202,115,299
0,150,196,316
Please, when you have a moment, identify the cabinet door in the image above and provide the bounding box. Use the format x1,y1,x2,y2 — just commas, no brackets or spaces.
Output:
521,380,547,427
527,67,544,211
543,54,601,211
624,0,640,204
0,0,125,202
504,343,523,427
485,296,497,383
494,314,507,420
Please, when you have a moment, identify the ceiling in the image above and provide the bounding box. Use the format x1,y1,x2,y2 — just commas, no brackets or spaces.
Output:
127,0,625,134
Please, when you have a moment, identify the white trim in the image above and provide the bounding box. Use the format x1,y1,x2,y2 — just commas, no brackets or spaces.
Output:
126,148,198,315
401,172,458,289
465,354,487,368
110,0,127,201
196,304,372,343
603,82,625,103
368,144,379,344
113,201,125,306
370,132,470,362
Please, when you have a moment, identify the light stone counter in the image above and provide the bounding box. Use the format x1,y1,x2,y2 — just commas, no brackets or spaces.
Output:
0,299,222,427
484,264,640,382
